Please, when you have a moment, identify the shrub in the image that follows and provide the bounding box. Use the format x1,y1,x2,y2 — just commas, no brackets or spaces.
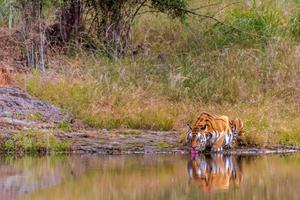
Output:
213,8,281,48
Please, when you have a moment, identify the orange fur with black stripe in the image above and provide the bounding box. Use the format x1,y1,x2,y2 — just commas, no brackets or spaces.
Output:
187,112,233,152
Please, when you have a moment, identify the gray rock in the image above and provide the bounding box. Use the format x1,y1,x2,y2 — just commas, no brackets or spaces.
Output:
0,86,69,129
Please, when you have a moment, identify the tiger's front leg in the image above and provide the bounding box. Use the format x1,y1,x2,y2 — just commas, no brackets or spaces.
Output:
212,134,225,152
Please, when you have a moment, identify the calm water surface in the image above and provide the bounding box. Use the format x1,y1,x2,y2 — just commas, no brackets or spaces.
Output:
0,154,300,200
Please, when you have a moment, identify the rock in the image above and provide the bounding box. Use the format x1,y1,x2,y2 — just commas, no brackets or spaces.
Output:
56,129,186,154
0,86,69,129
157,52,169,63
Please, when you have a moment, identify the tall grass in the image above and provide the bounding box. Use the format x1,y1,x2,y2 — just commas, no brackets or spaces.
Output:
213,7,281,48
290,11,300,39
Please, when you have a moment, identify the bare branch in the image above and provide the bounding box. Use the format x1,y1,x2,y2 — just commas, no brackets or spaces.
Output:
131,0,148,23
211,1,241,18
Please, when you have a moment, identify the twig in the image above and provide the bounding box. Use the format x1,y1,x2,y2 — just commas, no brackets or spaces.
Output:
172,6,245,34
131,0,148,23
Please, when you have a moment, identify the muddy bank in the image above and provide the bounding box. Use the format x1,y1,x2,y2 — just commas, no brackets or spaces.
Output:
56,129,186,154
55,129,300,155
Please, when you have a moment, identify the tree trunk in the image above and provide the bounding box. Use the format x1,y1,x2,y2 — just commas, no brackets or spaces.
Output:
19,0,46,69
98,2,132,61
47,0,83,45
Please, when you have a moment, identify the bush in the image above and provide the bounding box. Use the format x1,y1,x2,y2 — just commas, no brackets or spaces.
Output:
213,8,281,48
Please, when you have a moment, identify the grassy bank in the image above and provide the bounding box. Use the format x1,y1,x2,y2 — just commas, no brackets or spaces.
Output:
16,0,300,147
0,129,70,155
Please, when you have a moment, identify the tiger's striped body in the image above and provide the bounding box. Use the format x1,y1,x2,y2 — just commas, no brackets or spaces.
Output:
187,112,243,152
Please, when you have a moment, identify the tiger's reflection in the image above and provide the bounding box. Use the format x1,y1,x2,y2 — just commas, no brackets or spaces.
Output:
187,154,243,193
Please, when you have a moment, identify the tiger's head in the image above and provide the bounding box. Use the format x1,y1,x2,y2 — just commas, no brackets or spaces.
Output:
186,125,207,151
187,112,215,151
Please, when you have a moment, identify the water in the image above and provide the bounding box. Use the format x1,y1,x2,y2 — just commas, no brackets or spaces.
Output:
0,154,300,200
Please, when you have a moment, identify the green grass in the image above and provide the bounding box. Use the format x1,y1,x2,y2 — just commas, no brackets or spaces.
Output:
290,11,300,40
278,128,300,146
213,7,281,48
58,121,73,132
0,129,70,155
158,142,173,149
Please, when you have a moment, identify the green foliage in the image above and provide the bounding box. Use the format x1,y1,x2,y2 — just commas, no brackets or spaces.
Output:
1,129,70,155
58,121,73,132
278,128,300,146
4,139,15,153
0,0,16,26
151,0,188,20
213,8,281,48
294,0,300,5
289,11,300,40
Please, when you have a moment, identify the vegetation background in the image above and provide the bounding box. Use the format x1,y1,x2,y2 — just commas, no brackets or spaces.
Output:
0,0,299,148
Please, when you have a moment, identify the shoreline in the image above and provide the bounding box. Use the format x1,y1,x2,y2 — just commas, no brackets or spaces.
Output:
65,147,300,156
2,128,300,156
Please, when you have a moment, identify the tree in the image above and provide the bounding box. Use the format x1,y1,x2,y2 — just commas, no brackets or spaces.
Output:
10,0,189,65
47,0,83,46
88,0,188,60
17,0,46,70
51,0,188,60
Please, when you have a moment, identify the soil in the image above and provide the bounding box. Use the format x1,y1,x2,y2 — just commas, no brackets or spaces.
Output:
55,130,300,155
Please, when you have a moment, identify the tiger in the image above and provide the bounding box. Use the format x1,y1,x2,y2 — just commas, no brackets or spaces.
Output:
187,154,243,193
186,112,234,152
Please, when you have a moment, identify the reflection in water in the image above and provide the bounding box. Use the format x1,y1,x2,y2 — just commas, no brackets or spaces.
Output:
187,155,243,192
0,157,68,200
0,154,299,199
